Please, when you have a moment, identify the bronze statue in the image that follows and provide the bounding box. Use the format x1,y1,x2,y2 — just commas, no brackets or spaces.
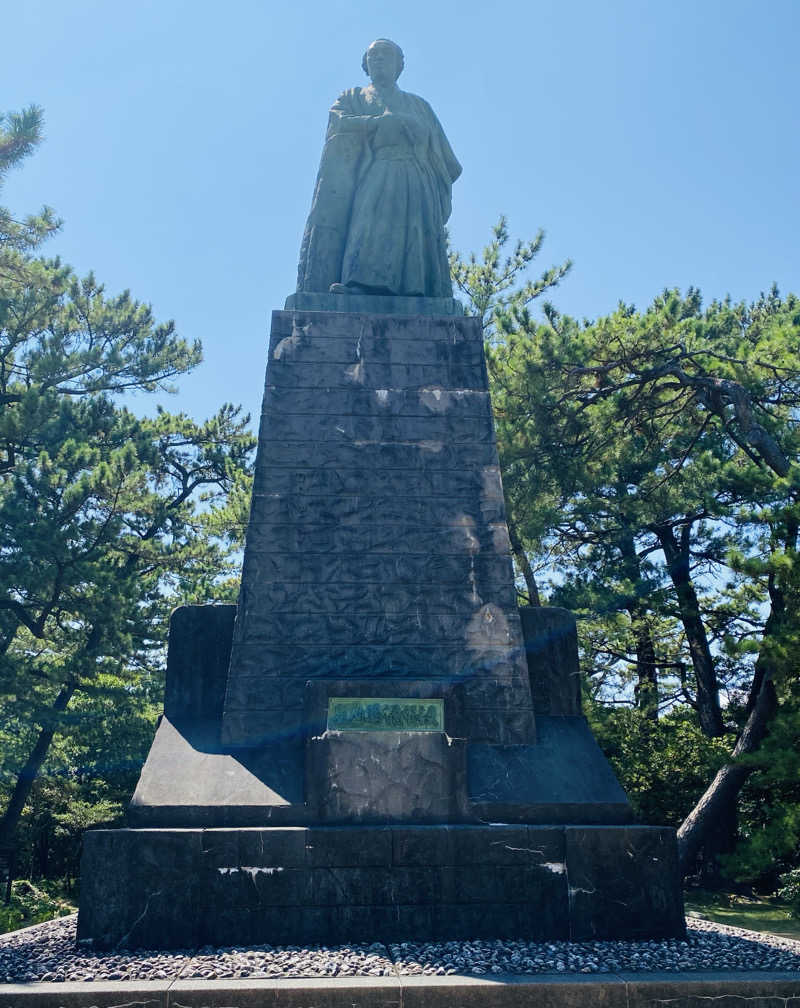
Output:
296,39,461,300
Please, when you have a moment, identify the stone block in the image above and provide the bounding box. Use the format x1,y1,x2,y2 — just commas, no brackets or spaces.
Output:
237,547,514,586
245,493,504,526
265,332,485,368
77,823,686,948
311,866,442,907
220,708,306,743
468,708,537,744
428,901,569,941
468,717,632,824
201,865,314,909
271,312,477,348
399,975,627,1008
199,828,240,866
127,716,305,828
264,359,487,390
254,460,503,498
565,825,686,940
221,675,286,710
242,521,512,559
0,983,172,1008
251,438,500,471
453,824,562,865
201,907,257,947
164,604,236,724
260,411,495,444
232,608,521,649
237,826,308,866
227,578,517,616
519,606,582,716
305,826,393,867
262,384,492,419
225,642,524,681
621,974,800,1008
461,676,531,709
306,733,469,824
77,828,204,949
391,826,457,866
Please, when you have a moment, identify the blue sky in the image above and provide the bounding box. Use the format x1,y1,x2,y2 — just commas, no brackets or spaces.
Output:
4,0,799,426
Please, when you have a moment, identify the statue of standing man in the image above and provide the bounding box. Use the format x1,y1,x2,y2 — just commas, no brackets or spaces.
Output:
296,39,461,300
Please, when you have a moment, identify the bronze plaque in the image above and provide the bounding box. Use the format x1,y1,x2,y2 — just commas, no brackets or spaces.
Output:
327,697,444,732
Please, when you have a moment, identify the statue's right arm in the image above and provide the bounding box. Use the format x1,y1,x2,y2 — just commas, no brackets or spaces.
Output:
326,90,379,136
328,110,379,134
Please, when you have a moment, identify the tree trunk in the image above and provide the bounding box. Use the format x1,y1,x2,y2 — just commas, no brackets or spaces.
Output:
0,680,77,851
633,621,659,721
617,522,659,720
678,673,778,876
508,517,541,606
677,510,794,878
654,521,725,737
3,848,13,905
677,672,778,876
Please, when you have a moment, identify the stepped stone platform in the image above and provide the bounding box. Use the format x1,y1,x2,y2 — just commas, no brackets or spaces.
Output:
78,308,684,950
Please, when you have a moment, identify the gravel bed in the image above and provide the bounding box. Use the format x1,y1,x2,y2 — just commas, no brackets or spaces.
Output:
390,917,800,975
183,943,395,979
2,914,800,983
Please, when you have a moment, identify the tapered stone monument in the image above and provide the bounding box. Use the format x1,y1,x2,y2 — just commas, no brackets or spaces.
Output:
78,39,684,950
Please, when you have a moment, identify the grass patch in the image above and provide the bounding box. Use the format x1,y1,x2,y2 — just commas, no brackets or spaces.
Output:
685,889,800,941
0,879,77,935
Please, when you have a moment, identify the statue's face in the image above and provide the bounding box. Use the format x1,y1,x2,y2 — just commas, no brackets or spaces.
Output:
365,42,398,86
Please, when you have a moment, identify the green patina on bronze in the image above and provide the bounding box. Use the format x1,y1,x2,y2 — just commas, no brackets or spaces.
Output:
327,697,444,732
296,38,461,303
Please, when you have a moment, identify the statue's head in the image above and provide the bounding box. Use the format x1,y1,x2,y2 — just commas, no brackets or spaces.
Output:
362,39,404,83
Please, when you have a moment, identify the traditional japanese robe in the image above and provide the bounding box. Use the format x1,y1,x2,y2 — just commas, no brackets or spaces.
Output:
296,84,461,298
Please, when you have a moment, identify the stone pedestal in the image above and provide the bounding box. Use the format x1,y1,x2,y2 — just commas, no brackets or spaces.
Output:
79,823,683,950
79,307,684,948
222,310,536,755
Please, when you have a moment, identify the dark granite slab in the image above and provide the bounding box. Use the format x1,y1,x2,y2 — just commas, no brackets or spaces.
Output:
468,717,633,824
566,826,686,940
78,824,683,949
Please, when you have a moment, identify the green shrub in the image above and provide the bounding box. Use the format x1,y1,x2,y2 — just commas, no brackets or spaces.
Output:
778,869,800,919
0,879,76,935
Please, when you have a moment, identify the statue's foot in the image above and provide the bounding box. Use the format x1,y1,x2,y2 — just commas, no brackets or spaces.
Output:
328,283,349,294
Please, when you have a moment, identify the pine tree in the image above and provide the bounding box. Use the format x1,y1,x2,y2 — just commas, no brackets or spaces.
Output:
453,221,800,879
0,109,255,869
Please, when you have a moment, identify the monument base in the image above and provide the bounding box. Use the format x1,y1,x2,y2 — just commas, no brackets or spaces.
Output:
125,606,632,829
79,604,683,948
78,823,684,949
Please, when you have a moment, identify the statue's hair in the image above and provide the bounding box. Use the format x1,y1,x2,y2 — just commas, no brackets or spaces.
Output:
362,39,404,79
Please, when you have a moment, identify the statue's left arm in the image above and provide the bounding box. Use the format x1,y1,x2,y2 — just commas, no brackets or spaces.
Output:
416,97,461,223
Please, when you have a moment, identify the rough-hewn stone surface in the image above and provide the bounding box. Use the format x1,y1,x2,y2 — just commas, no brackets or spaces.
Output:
222,311,536,751
77,824,683,950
